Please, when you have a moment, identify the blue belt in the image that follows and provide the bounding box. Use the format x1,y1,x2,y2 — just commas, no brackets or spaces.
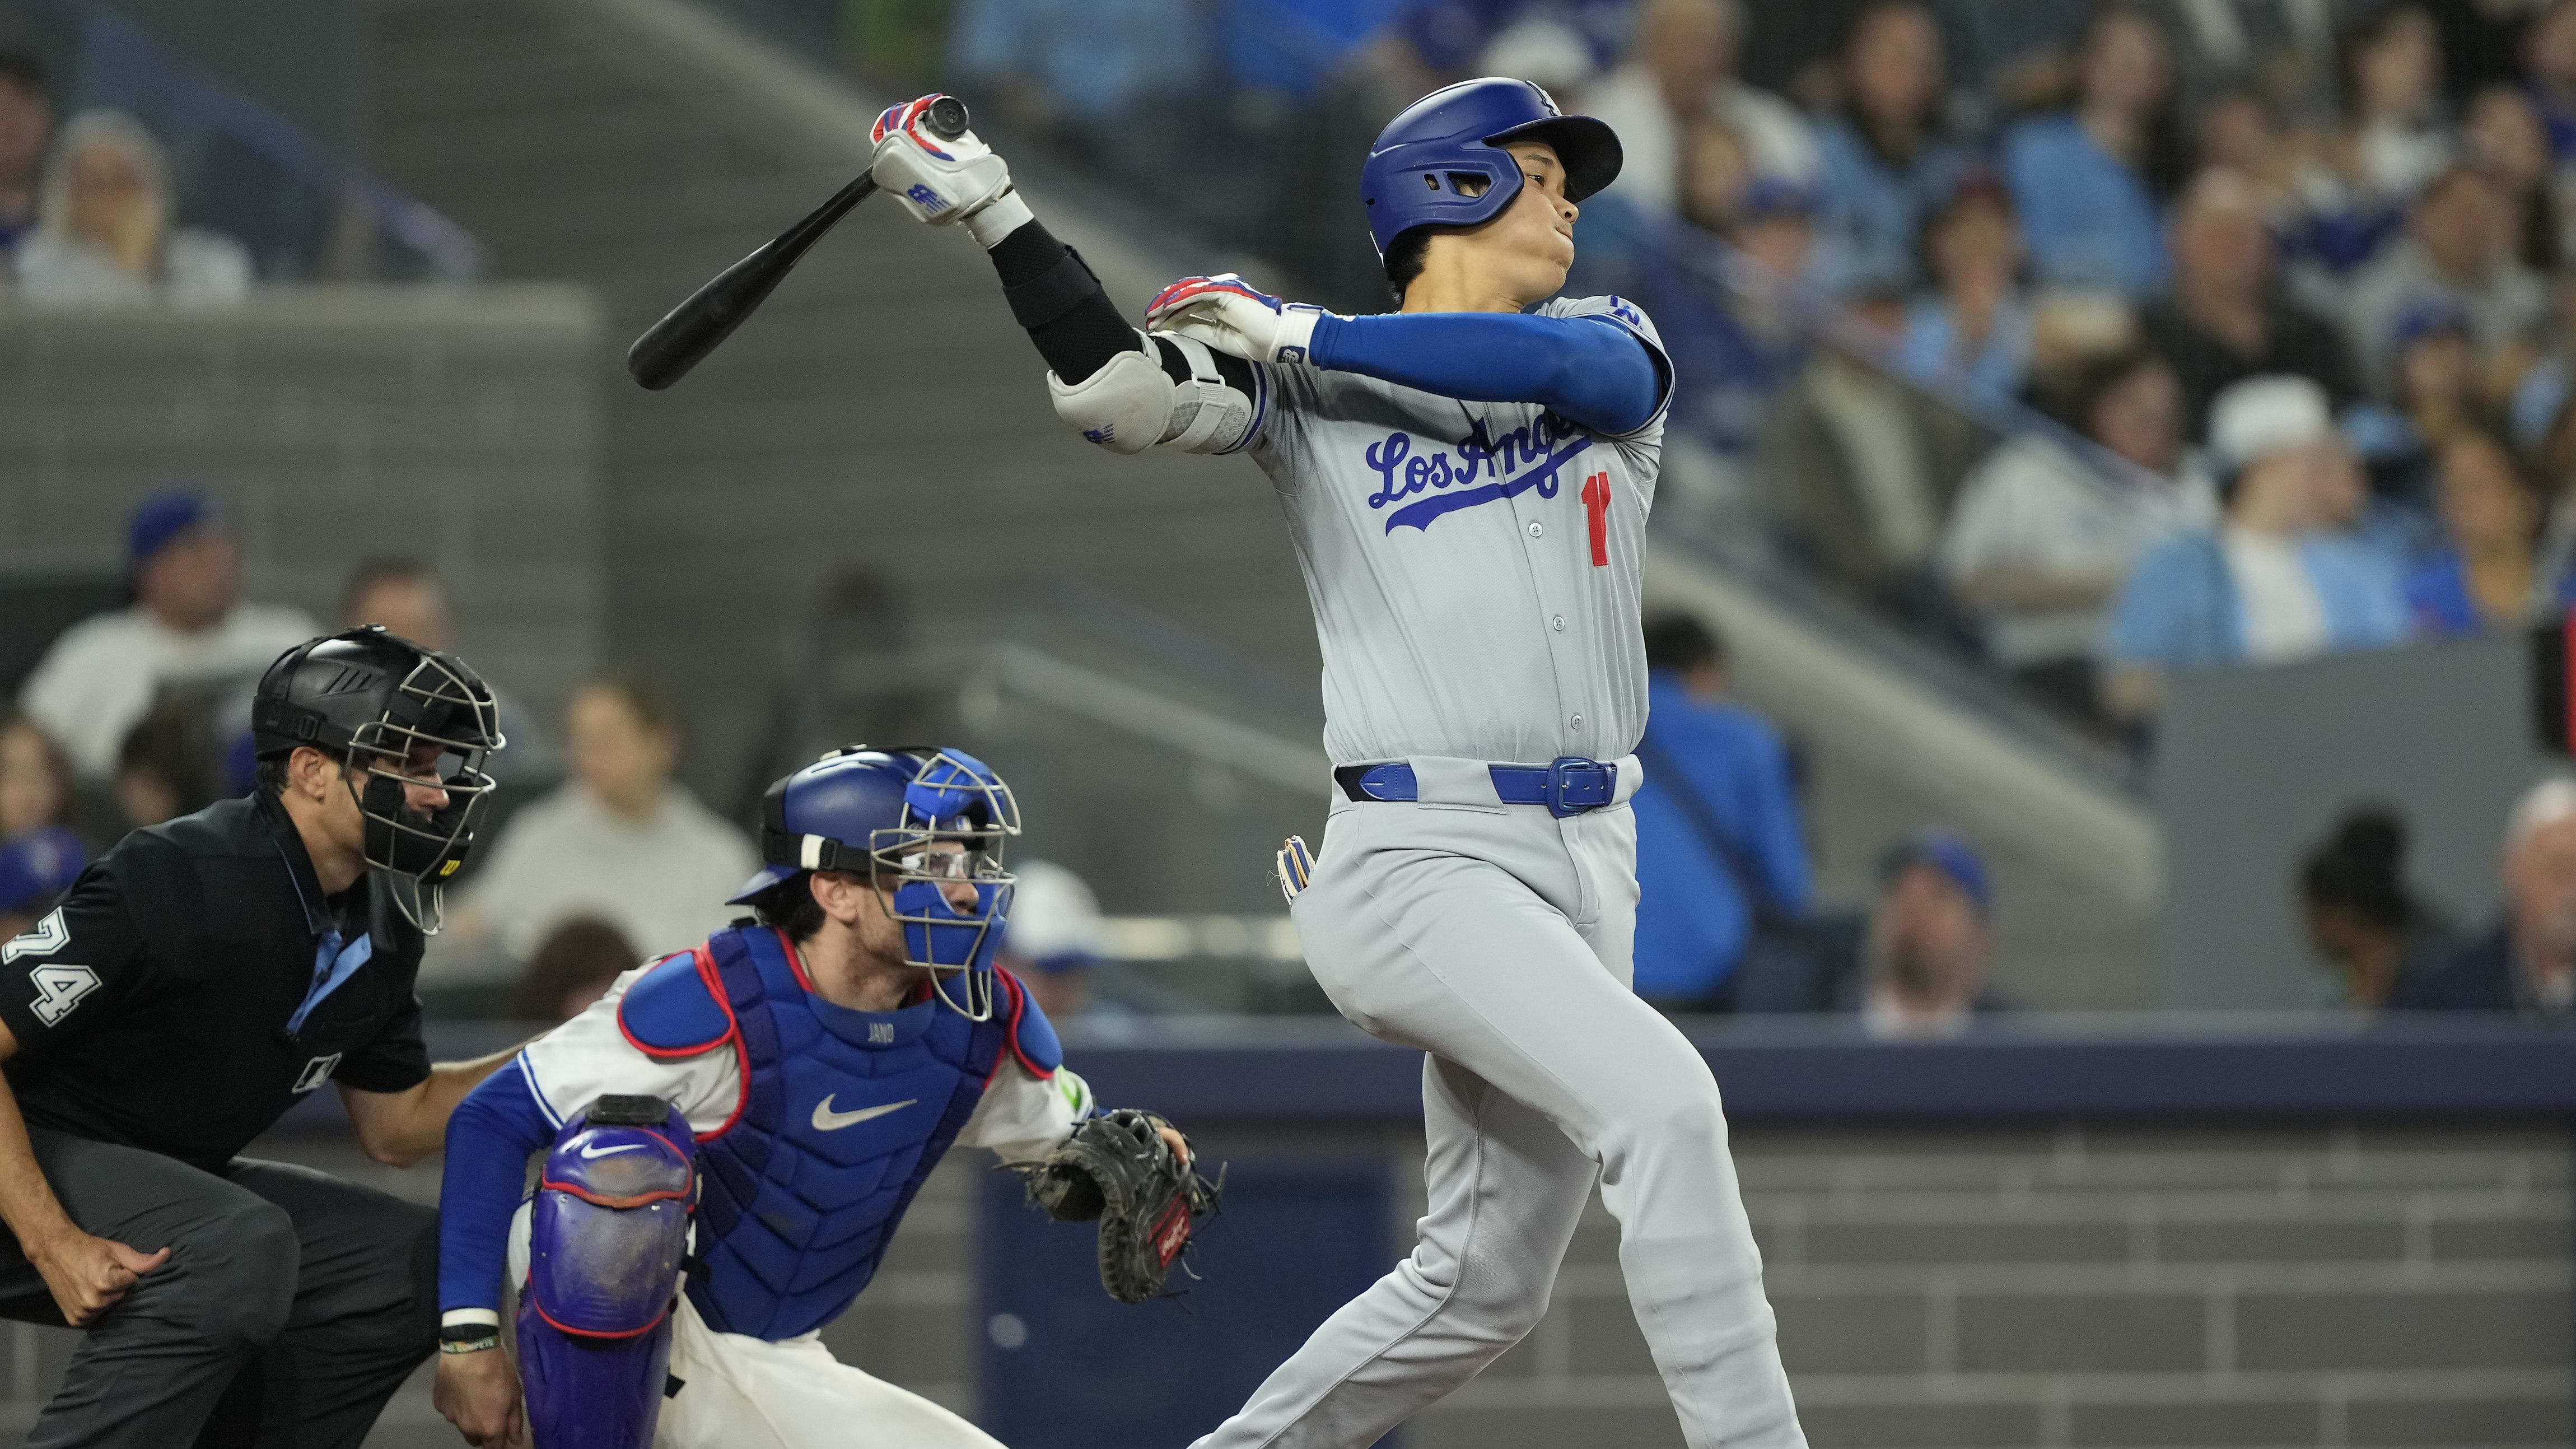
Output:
1332,757,1618,818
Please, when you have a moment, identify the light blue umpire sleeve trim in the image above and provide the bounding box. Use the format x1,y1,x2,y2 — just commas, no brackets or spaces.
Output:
286,928,375,1036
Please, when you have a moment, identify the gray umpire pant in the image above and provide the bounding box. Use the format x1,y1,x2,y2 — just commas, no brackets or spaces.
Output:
0,1127,438,1449
1195,761,1804,1449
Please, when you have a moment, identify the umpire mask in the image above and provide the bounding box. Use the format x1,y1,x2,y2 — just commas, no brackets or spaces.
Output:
253,629,505,933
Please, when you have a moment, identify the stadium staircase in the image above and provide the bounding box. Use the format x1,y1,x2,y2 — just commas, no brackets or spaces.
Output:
352,0,2154,1003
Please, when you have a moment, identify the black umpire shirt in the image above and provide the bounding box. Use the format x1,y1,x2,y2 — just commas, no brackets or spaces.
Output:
0,792,430,1171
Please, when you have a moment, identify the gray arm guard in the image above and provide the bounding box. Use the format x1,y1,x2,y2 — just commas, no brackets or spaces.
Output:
1047,332,1260,456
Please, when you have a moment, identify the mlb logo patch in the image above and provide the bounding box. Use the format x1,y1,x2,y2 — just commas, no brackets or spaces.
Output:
292,1054,342,1093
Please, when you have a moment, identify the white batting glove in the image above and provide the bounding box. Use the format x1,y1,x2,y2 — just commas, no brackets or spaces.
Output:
1145,274,1340,366
869,95,1028,242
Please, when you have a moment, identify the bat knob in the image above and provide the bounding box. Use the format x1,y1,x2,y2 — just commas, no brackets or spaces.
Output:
925,96,970,141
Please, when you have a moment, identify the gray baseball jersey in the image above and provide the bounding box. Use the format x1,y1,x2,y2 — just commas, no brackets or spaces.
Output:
1244,295,1669,767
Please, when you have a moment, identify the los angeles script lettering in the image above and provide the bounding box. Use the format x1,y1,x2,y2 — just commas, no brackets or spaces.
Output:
1362,413,1592,534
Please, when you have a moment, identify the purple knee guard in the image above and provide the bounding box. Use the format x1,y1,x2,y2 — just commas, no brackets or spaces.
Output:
518,1096,697,1449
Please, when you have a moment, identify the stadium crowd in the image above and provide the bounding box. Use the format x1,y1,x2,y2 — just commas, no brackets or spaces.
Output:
1543,0,2576,733
949,0,2576,735
0,49,251,305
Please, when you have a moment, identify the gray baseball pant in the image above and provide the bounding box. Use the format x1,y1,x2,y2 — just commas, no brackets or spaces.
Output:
0,1127,438,1449
1193,757,1804,1449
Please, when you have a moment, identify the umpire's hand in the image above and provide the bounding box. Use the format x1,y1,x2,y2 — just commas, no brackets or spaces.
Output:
29,1225,167,1327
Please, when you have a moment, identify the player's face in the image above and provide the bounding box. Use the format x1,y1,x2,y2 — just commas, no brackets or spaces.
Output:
1475,141,1578,303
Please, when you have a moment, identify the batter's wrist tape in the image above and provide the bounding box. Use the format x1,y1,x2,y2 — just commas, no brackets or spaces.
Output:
1004,245,1106,331
964,190,1034,249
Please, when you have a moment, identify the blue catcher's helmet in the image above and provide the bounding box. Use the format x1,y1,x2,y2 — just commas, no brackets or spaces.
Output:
1360,77,1622,265
730,746,1021,1020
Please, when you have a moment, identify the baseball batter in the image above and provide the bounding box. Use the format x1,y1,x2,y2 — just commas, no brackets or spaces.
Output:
871,79,1803,1448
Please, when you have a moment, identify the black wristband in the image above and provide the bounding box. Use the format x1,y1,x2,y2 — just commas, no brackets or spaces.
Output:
1004,245,1105,332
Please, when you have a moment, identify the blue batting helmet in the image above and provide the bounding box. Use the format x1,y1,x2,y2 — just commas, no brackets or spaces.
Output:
730,745,1022,1019
1360,77,1622,265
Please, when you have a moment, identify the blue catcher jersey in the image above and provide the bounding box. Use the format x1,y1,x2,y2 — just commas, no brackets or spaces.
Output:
517,922,1082,1343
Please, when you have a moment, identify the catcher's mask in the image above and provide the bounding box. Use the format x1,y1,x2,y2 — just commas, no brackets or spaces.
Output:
250,627,505,933
731,746,1021,1021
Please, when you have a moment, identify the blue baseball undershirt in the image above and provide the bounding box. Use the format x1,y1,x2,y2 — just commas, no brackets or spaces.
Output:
1306,311,1665,437
438,1057,561,1315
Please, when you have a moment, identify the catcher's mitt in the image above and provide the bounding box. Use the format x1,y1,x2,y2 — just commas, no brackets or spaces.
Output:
1026,1109,1220,1303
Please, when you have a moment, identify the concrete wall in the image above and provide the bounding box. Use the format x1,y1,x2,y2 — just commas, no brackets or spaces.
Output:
0,288,607,732
1,1120,2553,1449
2157,635,2555,1010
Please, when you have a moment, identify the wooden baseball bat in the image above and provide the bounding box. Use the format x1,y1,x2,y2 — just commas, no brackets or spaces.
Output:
626,96,969,390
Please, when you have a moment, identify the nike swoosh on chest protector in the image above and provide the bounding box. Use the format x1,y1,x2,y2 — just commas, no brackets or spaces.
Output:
811,1096,918,1131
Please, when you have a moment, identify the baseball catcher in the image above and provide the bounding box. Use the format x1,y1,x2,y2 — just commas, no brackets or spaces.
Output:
432,747,1212,1449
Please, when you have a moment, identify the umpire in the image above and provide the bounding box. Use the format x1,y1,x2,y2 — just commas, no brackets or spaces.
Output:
0,627,521,1447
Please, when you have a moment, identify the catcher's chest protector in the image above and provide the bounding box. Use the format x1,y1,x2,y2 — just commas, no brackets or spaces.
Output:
655,926,1042,1340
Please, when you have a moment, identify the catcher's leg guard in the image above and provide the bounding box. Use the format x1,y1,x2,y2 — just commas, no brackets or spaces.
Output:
517,1096,697,1449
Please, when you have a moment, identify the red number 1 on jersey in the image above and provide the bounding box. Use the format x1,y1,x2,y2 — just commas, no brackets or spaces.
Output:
1582,470,1611,567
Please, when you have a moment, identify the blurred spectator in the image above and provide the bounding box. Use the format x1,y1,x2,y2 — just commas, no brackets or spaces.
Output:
1758,314,1953,605
1892,174,2031,408
2141,168,2362,440
508,916,640,1024
1628,613,1810,1010
2347,164,2550,393
338,555,452,649
0,713,83,935
2197,88,2302,216
17,490,316,781
338,555,556,777
448,673,757,967
2461,85,2562,273
1940,344,2209,720
0,714,74,846
1810,2,1971,297
1737,176,1953,603
0,50,52,255
2406,425,2575,633
2022,290,2145,413
112,697,214,831
2332,4,2452,207
2395,776,2576,1013
2527,0,2576,167
14,110,250,307
2346,298,2484,509
2298,805,2456,1009
998,859,1113,1022
1999,4,2187,298
2102,376,2410,724
1852,831,2009,1038
1584,0,1819,218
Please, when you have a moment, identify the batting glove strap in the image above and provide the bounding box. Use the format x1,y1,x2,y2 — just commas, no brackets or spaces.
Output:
1144,274,1337,366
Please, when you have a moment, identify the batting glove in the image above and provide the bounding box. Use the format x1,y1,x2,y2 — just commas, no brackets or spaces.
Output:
870,95,1026,242
1145,275,1340,366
